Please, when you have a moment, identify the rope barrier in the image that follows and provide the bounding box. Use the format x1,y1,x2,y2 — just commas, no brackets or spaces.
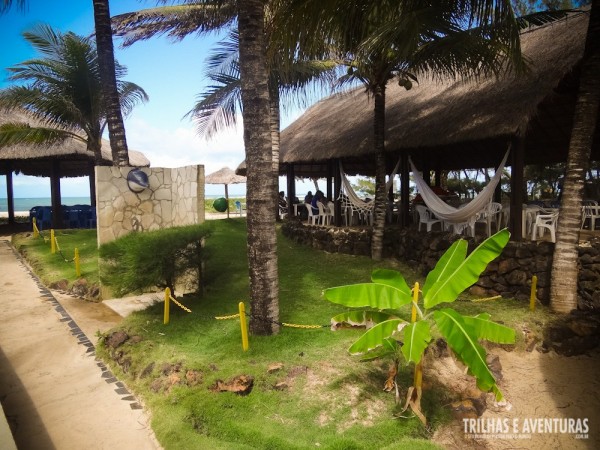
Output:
169,294,192,313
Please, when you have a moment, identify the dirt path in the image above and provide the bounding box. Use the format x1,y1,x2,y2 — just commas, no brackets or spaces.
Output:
433,348,600,450
0,239,162,450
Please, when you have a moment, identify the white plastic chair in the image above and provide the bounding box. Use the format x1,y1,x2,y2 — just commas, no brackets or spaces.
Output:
474,202,503,236
415,205,441,232
581,205,600,230
317,202,332,225
305,203,319,225
531,211,559,243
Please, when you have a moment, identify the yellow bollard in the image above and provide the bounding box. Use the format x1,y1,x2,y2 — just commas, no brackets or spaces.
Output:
530,275,538,311
50,229,56,254
411,281,419,323
239,302,249,351
32,218,39,238
74,248,81,277
164,287,170,325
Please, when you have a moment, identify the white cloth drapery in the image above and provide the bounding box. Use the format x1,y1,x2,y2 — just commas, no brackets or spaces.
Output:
409,148,510,224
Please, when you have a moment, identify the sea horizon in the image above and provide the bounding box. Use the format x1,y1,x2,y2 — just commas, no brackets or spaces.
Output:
0,195,248,212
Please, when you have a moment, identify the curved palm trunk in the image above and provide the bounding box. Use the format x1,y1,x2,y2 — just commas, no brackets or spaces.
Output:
93,0,130,166
239,0,280,335
371,83,387,261
550,0,600,313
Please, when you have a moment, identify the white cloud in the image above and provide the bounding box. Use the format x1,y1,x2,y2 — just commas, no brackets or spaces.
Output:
125,116,246,176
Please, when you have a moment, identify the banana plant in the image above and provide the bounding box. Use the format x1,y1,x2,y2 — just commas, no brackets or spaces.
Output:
324,229,515,424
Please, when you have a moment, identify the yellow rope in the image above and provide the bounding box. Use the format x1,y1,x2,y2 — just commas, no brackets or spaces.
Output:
215,313,240,320
169,295,192,313
281,322,324,329
471,295,502,303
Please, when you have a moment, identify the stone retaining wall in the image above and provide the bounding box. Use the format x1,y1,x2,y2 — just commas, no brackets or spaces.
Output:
96,165,205,247
282,219,600,310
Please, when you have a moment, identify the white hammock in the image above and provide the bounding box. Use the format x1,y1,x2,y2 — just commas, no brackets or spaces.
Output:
409,148,510,224
338,158,401,210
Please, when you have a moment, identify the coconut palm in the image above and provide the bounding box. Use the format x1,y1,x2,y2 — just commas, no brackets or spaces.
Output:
550,0,599,313
0,0,143,167
0,24,148,164
275,0,527,261
113,1,283,334
92,0,132,166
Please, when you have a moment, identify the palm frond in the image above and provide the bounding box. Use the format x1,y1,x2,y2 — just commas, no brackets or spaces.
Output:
187,73,242,139
0,122,84,148
111,3,236,47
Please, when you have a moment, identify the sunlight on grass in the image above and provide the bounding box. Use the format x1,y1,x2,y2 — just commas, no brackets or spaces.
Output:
12,220,554,449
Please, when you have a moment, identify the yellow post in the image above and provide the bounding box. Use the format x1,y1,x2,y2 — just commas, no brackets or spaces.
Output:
411,281,419,323
530,275,538,311
32,217,39,238
74,248,81,277
50,229,56,254
164,287,170,325
239,302,249,351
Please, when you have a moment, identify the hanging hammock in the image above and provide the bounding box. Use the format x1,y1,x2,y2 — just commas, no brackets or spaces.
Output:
409,148,510,224
338,157,401,211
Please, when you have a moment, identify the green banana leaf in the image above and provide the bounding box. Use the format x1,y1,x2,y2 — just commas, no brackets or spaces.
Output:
422,239,467,301
324,283,413,310
423,229,510,309
433,308,503,400
357,338,398,361
401,320,432,364
371,269,411,296
348,319,407,357
462,313,516,344
331,310,396,329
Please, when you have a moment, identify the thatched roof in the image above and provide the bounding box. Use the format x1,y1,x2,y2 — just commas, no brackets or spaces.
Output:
0,109,150,177
237,10,598,177
205,166,246,185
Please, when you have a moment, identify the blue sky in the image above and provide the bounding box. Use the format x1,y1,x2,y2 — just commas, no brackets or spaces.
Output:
0,0,313,201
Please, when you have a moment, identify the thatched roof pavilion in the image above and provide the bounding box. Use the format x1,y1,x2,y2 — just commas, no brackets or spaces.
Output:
0,109,149,177
0,108,150,226
239,9,595,177
237,10,597,238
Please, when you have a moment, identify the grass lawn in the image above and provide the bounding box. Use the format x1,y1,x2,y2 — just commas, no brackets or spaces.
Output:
12,228,99,287
12,219,556,449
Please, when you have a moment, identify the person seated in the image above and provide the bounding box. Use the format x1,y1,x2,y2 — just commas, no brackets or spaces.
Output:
311,190,328,214
304,191,313,204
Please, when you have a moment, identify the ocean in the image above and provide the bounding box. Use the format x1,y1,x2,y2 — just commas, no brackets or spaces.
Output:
0,195,242,212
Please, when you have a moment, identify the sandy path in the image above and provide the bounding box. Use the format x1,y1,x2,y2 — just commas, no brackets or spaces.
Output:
434,348,600,450
0,239,162,450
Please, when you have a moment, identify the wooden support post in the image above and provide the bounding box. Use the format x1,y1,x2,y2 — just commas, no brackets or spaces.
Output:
509,138,525,240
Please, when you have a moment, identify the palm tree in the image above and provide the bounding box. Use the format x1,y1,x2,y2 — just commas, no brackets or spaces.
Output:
550,0,600,313
92,0,131,166
275,0,524,261
1,0,137,167
113,1,283,334
0,24,148,164
237,0,281,335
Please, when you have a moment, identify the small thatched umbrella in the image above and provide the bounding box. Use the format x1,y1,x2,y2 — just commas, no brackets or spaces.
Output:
205,167,246,218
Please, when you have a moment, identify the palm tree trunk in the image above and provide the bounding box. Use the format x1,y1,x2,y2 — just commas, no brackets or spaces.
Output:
238,0,280,335
550,1,600,313
93,0,130,166
269,79,282,222
371,83,387,261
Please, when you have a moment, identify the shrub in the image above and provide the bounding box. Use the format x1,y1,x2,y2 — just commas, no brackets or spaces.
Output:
99,224,212,297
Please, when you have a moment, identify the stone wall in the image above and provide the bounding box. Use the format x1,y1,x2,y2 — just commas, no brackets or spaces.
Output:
96,165,205,247
281,219,600,310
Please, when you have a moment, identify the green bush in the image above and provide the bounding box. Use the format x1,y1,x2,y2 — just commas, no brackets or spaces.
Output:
99,224,212,296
